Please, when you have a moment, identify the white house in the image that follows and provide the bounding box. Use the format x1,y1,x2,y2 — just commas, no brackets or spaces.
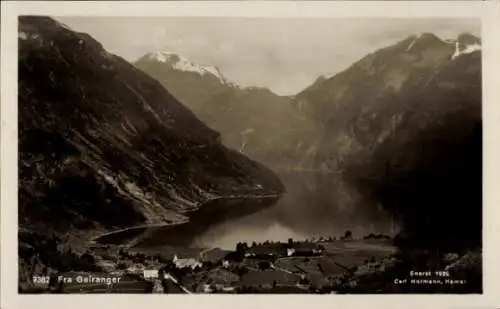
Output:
173,254,202,270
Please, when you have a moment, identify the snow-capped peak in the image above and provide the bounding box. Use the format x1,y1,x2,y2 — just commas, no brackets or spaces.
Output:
405,33,445,52
144,51,235,86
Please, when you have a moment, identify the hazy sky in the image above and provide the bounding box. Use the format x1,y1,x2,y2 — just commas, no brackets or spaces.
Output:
55,17,480,95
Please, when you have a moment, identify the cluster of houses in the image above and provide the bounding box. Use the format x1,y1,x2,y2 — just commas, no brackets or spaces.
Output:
154,241,328,272
136,237,351,293
139,240,327,275
113,230,398,293
240,242,326,259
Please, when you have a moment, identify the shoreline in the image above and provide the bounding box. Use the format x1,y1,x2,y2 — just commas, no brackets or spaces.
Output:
90,193,283,245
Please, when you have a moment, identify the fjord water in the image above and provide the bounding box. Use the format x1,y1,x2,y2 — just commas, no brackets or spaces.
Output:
194,169,397,250
94,169,395,251
98,169,397,251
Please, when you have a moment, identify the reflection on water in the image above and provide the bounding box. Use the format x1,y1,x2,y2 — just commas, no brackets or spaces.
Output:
95,195,280,248
195,170,398,250
96,171,398,250
193,222,307,250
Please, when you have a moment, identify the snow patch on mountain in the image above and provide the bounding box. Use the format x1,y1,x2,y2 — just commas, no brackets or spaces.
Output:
462,44,482,55
146,51,235,86
405,34,423,52
451,42,481,60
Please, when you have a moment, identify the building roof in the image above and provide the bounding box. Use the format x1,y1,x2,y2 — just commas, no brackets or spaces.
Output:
292,243,322,251
173,255,202,269
248,244,281,255
200,248,229,263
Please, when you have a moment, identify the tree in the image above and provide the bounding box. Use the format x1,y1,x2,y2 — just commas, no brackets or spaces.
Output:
144,281,154,293
343,230,352,239
235,242,247,253
48,274,59,289
236,266,249,276
299,277,310,285
288,238,294,246
161,279,169,293
258,261,271,270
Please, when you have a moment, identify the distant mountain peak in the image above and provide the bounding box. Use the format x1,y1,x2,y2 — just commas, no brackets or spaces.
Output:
451,33,481,60
404,32,446,52
401,32,481,61
457,32,481,45
418,32,442,41
141,51,235,86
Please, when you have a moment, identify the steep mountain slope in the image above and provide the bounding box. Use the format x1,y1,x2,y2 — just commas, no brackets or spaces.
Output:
293,33,482,250
295,33,480,161
195,87,319,168
134,53,319,168
18,16,284,283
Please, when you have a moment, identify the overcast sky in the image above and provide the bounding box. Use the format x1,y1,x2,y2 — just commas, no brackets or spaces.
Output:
55,17,480,95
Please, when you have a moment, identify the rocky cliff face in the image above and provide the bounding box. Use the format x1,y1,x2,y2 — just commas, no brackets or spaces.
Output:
18,16,284,278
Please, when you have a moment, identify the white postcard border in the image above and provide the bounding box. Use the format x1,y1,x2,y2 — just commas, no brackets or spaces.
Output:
2,1,499,309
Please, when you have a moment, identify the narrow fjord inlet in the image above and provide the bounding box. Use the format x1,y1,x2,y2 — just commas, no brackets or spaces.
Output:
18,16,482,294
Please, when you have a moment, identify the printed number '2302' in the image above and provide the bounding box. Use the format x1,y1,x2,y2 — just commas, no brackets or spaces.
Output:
32,276,50,284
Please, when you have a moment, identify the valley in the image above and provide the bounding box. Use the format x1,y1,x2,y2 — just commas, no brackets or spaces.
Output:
17,16,482,294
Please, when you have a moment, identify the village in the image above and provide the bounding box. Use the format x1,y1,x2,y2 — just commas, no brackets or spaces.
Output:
61,230,397,294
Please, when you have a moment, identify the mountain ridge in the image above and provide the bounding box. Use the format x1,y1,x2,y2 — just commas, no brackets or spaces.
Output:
137,51,236,87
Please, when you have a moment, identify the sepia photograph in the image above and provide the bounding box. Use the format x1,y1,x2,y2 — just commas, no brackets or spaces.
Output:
2,1,500,309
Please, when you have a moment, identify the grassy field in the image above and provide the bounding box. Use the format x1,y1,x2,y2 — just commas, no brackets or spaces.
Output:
240,269,300,287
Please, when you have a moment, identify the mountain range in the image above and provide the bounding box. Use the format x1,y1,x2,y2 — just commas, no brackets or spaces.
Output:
134,52,319,169
135,32,482,249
